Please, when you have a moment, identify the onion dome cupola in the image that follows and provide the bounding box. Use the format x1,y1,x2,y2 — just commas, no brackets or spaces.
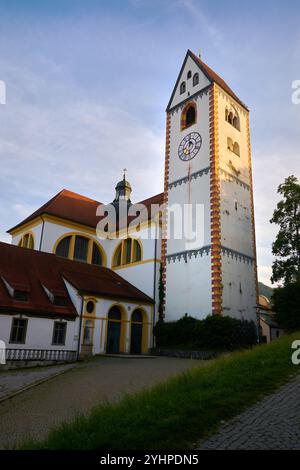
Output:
113,169,132,207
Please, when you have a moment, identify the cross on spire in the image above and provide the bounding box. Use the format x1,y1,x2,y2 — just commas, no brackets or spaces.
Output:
123,168,127,180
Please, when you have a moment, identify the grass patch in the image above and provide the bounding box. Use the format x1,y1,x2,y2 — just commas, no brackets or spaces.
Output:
25,332,300,450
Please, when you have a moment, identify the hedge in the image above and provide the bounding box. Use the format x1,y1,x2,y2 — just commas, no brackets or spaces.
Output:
153,314,257,351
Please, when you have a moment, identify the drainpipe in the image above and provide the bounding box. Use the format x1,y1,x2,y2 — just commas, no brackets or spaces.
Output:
39,216,45,251
152,224,158,349
76,294,84,361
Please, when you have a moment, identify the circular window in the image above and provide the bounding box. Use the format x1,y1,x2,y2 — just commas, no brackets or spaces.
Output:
86,300,95,314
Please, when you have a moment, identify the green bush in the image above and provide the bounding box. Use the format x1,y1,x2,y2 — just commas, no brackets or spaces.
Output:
154,314,257,351
272,282,300,330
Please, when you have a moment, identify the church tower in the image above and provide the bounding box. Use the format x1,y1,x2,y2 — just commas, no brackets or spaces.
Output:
162,50,258,322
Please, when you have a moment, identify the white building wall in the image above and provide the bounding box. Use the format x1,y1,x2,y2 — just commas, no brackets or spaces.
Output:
0,314,79,351
221,254,257,322
165,254,212,321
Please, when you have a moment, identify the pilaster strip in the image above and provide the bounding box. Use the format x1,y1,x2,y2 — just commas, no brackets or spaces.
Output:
210,84,222,315
161,111,171,319
246,113,259,308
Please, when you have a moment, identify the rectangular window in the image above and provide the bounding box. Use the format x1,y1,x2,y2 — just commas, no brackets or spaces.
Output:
74,236,88,262
52,322,67,345
10,318,28,344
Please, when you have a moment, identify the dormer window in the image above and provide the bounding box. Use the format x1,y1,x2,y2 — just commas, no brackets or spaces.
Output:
1,277,29,301
193,73,199,86
13,290,28,301
180,82,186,94
187,70,192,79
42,285,68,306
53,296,68,307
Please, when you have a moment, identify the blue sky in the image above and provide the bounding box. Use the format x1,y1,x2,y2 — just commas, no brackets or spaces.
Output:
0,0,299,286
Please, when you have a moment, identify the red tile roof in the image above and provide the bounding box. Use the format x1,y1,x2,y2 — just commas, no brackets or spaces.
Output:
8,189,164,233
0,242,153,318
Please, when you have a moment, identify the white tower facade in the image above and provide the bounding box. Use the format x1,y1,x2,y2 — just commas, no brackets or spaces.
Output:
162,50,258,322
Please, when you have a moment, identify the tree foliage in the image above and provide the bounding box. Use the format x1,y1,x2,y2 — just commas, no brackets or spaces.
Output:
272,282,300,330
270,175,300,285
154,314,257,351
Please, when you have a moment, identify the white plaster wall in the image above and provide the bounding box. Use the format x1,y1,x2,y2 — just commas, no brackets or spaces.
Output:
165,254,212,321
220,179,253,257
221,255,257,322
169,55,210,110
167,174,211,255
168,91,210,184
0,314,79,350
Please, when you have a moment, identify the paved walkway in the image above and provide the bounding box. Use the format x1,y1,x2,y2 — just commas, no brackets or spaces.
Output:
0,364,75,401
199,373,300,450
0,356,203,449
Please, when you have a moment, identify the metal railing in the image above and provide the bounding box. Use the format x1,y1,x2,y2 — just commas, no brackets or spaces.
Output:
5,348,77,362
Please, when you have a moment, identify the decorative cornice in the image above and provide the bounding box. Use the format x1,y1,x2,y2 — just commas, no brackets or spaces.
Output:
166,245,211,263
169,85,211,115
168,166,210,189
219,168,250,190
220,246,254,264
166,245,254,265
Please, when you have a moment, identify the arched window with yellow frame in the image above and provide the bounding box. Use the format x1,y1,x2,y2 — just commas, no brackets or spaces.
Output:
181,102,197,130
112,238,142,267
54,233,106,266
18,233,34,250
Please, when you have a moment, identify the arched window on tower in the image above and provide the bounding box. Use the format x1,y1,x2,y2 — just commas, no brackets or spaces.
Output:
187,70,192,79
233,142,240,156
181,103,197,130
225,107,240,131
233,115,240,131
193,73,199,86
227,137,234,152
180,82,186,94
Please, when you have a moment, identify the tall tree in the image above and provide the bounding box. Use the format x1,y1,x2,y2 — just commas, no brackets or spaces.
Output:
270,175,300,285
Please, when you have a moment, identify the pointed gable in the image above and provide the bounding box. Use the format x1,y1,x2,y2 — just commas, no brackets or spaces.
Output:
166,50,248,111
166,50,211,111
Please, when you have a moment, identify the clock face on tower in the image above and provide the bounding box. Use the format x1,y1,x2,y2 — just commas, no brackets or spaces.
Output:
178,132,202,161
